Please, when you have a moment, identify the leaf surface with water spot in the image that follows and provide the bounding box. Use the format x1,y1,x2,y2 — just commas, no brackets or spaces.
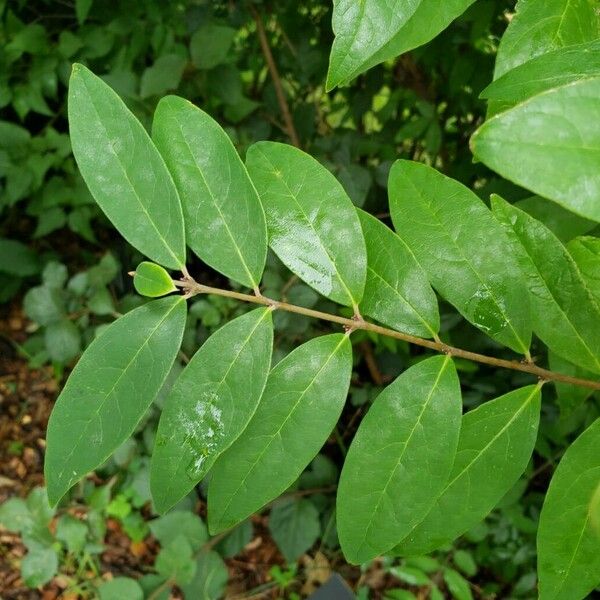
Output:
150,308,273,513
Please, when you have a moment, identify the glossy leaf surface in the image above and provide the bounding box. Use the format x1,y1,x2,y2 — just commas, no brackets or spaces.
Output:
246,141,366,308
153,96,267,288
537,418,600,600
357,209,439,338
568,236,600,305
208,334,352,533
396,385,541,555
68,64,185,269
492,196,600,373
482,40,600,114
133,262,177,298
151,308,273,513
327,0,476,89
45,296,186,505
472,77,600,222
493,0,599,79
389,161,531,354
337,355,461,564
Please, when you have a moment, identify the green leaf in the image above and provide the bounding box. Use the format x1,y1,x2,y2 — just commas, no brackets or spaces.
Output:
453,550,478,577
246,141,366,308
214,520,253,558
190,24,236,70
0,238,40,276
337,355,462,564
493,0,599,79
514,197,596,243
180,550,229,600
326,0,476,90
549,352,595,417
149,511,208,551
45,296,186,506
389,161,532,354
133,262,177,298
98,577,143,600
140,54,187,99
443,568,473,600
568,236,600,305
56,515,88,554
472,77,600,222
269,498,321,563
151,308,273,513
68,64,186,269
395,384,541,556
482,39,600,114
537,418,600,600
21,547,58,588
155,535,197,585
75,0,93,25
208,334,352,533
23,285,65,326
357,209,439,338
153,96,267,288
491,196,600,373
44,319,81,363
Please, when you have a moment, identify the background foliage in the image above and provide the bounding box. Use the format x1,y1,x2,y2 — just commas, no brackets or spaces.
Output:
1,0,598,598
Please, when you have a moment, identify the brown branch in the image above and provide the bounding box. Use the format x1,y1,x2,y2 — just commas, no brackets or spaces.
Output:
250,5,301,148
175,278,600,391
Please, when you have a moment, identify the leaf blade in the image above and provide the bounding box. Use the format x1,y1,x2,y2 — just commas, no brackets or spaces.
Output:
357,209,439,338
389,161,532,354
395,384,542,555
152,96,267,288
493,0,599,79
491,196,600,373
208,334,352,533
150,308,273,513
246,141,366,308
472,77,600,222
337,355,462,564
537,418,600,600
326,0,476,89
68,64,185,269
45,296,187,505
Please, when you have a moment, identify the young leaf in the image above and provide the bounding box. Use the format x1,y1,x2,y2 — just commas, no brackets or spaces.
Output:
133,262,177,298
395,384,541,556
269,498,321,563
150,308,273,513
208,334,352,533
537,418,600,600
337,355,462,564
472,77,600,222
357,209,439,339
388,161,531,355
98,578,144,600
491,196,600,373
45,296,186,506
482,39,600,113
567,236,600,305
493,0,599,79
246,141,366,308
180,550,228,600
152,96,267,288
326,0,476,90
68,64,185,270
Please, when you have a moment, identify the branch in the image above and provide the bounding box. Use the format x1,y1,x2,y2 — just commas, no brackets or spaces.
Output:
250,5,301,148
175,277,600,392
